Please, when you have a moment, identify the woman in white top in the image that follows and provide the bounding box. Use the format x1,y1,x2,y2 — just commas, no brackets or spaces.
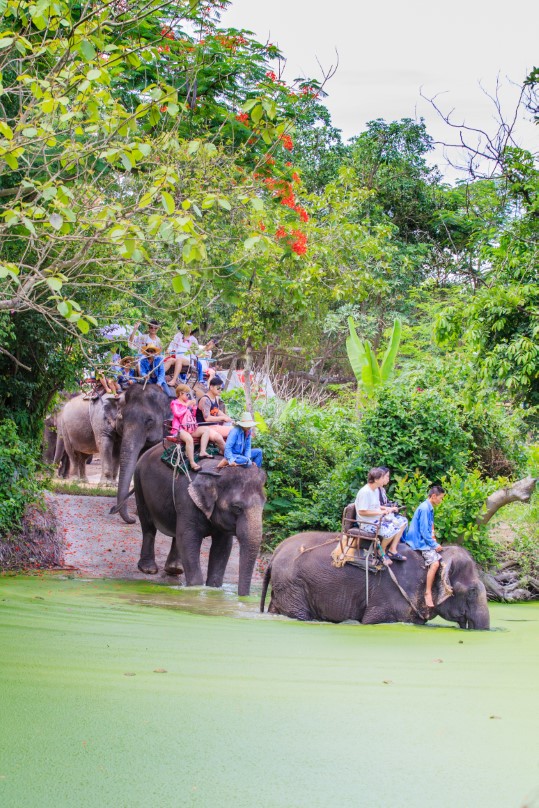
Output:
355,467,407,563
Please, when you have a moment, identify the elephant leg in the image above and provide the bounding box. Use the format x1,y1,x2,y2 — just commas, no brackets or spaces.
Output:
178,522,204,587
137,494,158,575
206,533,233,588
73,450,89,482
164,536,184,576
97,435,116,486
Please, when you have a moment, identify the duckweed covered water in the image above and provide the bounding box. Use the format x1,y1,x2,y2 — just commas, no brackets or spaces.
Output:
0,576,538,808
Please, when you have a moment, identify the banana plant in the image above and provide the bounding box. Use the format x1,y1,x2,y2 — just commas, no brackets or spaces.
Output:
346,317,402,402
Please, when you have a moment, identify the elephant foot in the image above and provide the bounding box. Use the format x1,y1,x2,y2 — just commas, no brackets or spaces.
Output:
138,559,158,575
164,564,184,576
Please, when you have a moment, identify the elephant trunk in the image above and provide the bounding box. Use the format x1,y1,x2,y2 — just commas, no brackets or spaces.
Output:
236,509,264,597
466,584,490,630
116,425,146,524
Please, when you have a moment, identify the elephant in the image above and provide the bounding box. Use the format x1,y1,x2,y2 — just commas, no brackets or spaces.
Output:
114,384,171,523
133,445,266,596
260,532,490,630
57,393,120,485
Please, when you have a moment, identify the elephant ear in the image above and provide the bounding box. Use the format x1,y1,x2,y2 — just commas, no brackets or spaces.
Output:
188,476,217,520
434,557,455,606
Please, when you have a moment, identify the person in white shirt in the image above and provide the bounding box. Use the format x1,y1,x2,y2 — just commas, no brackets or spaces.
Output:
128,319,163,355
355,467,407,564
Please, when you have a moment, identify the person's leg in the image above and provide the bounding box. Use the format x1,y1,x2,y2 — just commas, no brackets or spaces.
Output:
170,356,189,387
209,429,226,453
196,427,210,456
425,560,440,608
250,448,263,467
388,525,406,555
180,431,199,470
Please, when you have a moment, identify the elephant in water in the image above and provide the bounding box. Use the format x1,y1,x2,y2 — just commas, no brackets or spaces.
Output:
133,446,266,596
261,532,490,630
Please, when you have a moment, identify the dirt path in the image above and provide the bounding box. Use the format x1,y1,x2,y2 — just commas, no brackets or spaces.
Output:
52,474,266,587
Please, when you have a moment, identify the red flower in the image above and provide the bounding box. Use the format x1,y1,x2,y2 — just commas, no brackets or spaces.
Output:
275,226,286,239
292,171,300,183
285,161,292,167
280,134,294,151
235,112,249,124
280,194,296,208
259,221,266,231
295,205,309,222
160,105,167,112
266,71,277,81
291,230,307,255
161,27,175,40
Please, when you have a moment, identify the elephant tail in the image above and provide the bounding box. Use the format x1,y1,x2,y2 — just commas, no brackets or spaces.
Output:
109,487,135,515
260,561,272,613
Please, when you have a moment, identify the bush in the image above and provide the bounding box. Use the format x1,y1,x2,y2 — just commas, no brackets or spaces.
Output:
460,400,526,477
0,419,45,540
256,402,361,546
355,384,471,482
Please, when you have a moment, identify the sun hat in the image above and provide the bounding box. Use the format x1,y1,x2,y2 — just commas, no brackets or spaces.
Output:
236,412,257,428
119,356,135,367
142,343,159,355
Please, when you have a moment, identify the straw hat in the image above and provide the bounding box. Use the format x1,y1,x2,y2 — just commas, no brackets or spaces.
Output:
236,412,257,428
120,356,135,367
142,343,159,355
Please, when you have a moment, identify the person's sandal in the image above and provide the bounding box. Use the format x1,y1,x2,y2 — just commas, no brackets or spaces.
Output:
387,551,407,562
190,463,201,471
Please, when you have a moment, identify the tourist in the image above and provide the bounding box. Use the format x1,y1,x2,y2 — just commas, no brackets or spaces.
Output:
139,344,169,394
196,376,233,437
355,467,407,564
405,485,446,608
128,319,163,355
378,466,409,533
170,384,225,471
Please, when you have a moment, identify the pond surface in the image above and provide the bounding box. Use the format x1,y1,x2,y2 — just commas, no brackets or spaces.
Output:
0,575,538,808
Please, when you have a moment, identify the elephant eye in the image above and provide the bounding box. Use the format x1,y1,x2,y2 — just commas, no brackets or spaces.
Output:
230,501,243,513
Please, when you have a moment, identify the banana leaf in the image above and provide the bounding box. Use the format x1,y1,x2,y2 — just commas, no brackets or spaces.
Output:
362,341,381,394
380,319,402,382
346,316,367,384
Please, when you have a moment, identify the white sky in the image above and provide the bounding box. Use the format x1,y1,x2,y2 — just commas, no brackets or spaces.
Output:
225,0,537,178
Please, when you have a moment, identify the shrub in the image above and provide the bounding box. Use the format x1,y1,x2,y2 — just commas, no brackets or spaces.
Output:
355,384,471,482
0,419,45,540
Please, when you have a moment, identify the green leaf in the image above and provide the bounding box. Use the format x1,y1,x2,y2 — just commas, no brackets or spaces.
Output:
380,318,402,382
80,40,96,61
172,273,191,293
161,192,175,214
77,318,90,334
57,300,71,317
87,69,101,80
0,121,13,140
217,198,232,211
251,105,264,125
363,341,381,391
22,127,37,137
346,316,367,384
46,277,63,292
187,140,200,155
138,192,155,209
0,37,14,49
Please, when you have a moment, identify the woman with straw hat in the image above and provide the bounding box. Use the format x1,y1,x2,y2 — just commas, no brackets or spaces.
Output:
217,412,263,468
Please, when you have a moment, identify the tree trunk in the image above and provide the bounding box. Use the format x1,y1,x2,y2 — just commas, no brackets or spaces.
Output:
243,340,253,415
477,477,537,525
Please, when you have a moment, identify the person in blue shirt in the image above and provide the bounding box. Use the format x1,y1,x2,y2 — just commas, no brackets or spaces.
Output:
406,485,446,608
139,344,170,395
218,412,263,468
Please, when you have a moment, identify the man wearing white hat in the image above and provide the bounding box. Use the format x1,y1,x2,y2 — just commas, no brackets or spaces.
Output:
218,412,263,468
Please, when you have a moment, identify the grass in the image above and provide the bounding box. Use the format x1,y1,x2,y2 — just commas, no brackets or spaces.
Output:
47,480,117,497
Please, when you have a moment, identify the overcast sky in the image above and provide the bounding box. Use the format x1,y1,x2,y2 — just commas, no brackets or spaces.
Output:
225,0,537,177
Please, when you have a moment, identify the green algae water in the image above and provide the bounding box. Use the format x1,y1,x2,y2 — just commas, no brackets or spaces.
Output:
1,576,538,808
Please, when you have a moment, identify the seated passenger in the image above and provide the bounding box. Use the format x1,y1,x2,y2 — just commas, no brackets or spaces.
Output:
378,466,408,532
406,485,446,608
164,326,191,387
196,376,233,437
217,412,263,468
117,356,137,390
170,384,226,471
128,319,163,356
354,467,407,565
139,344,170,394
197,336,219,383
